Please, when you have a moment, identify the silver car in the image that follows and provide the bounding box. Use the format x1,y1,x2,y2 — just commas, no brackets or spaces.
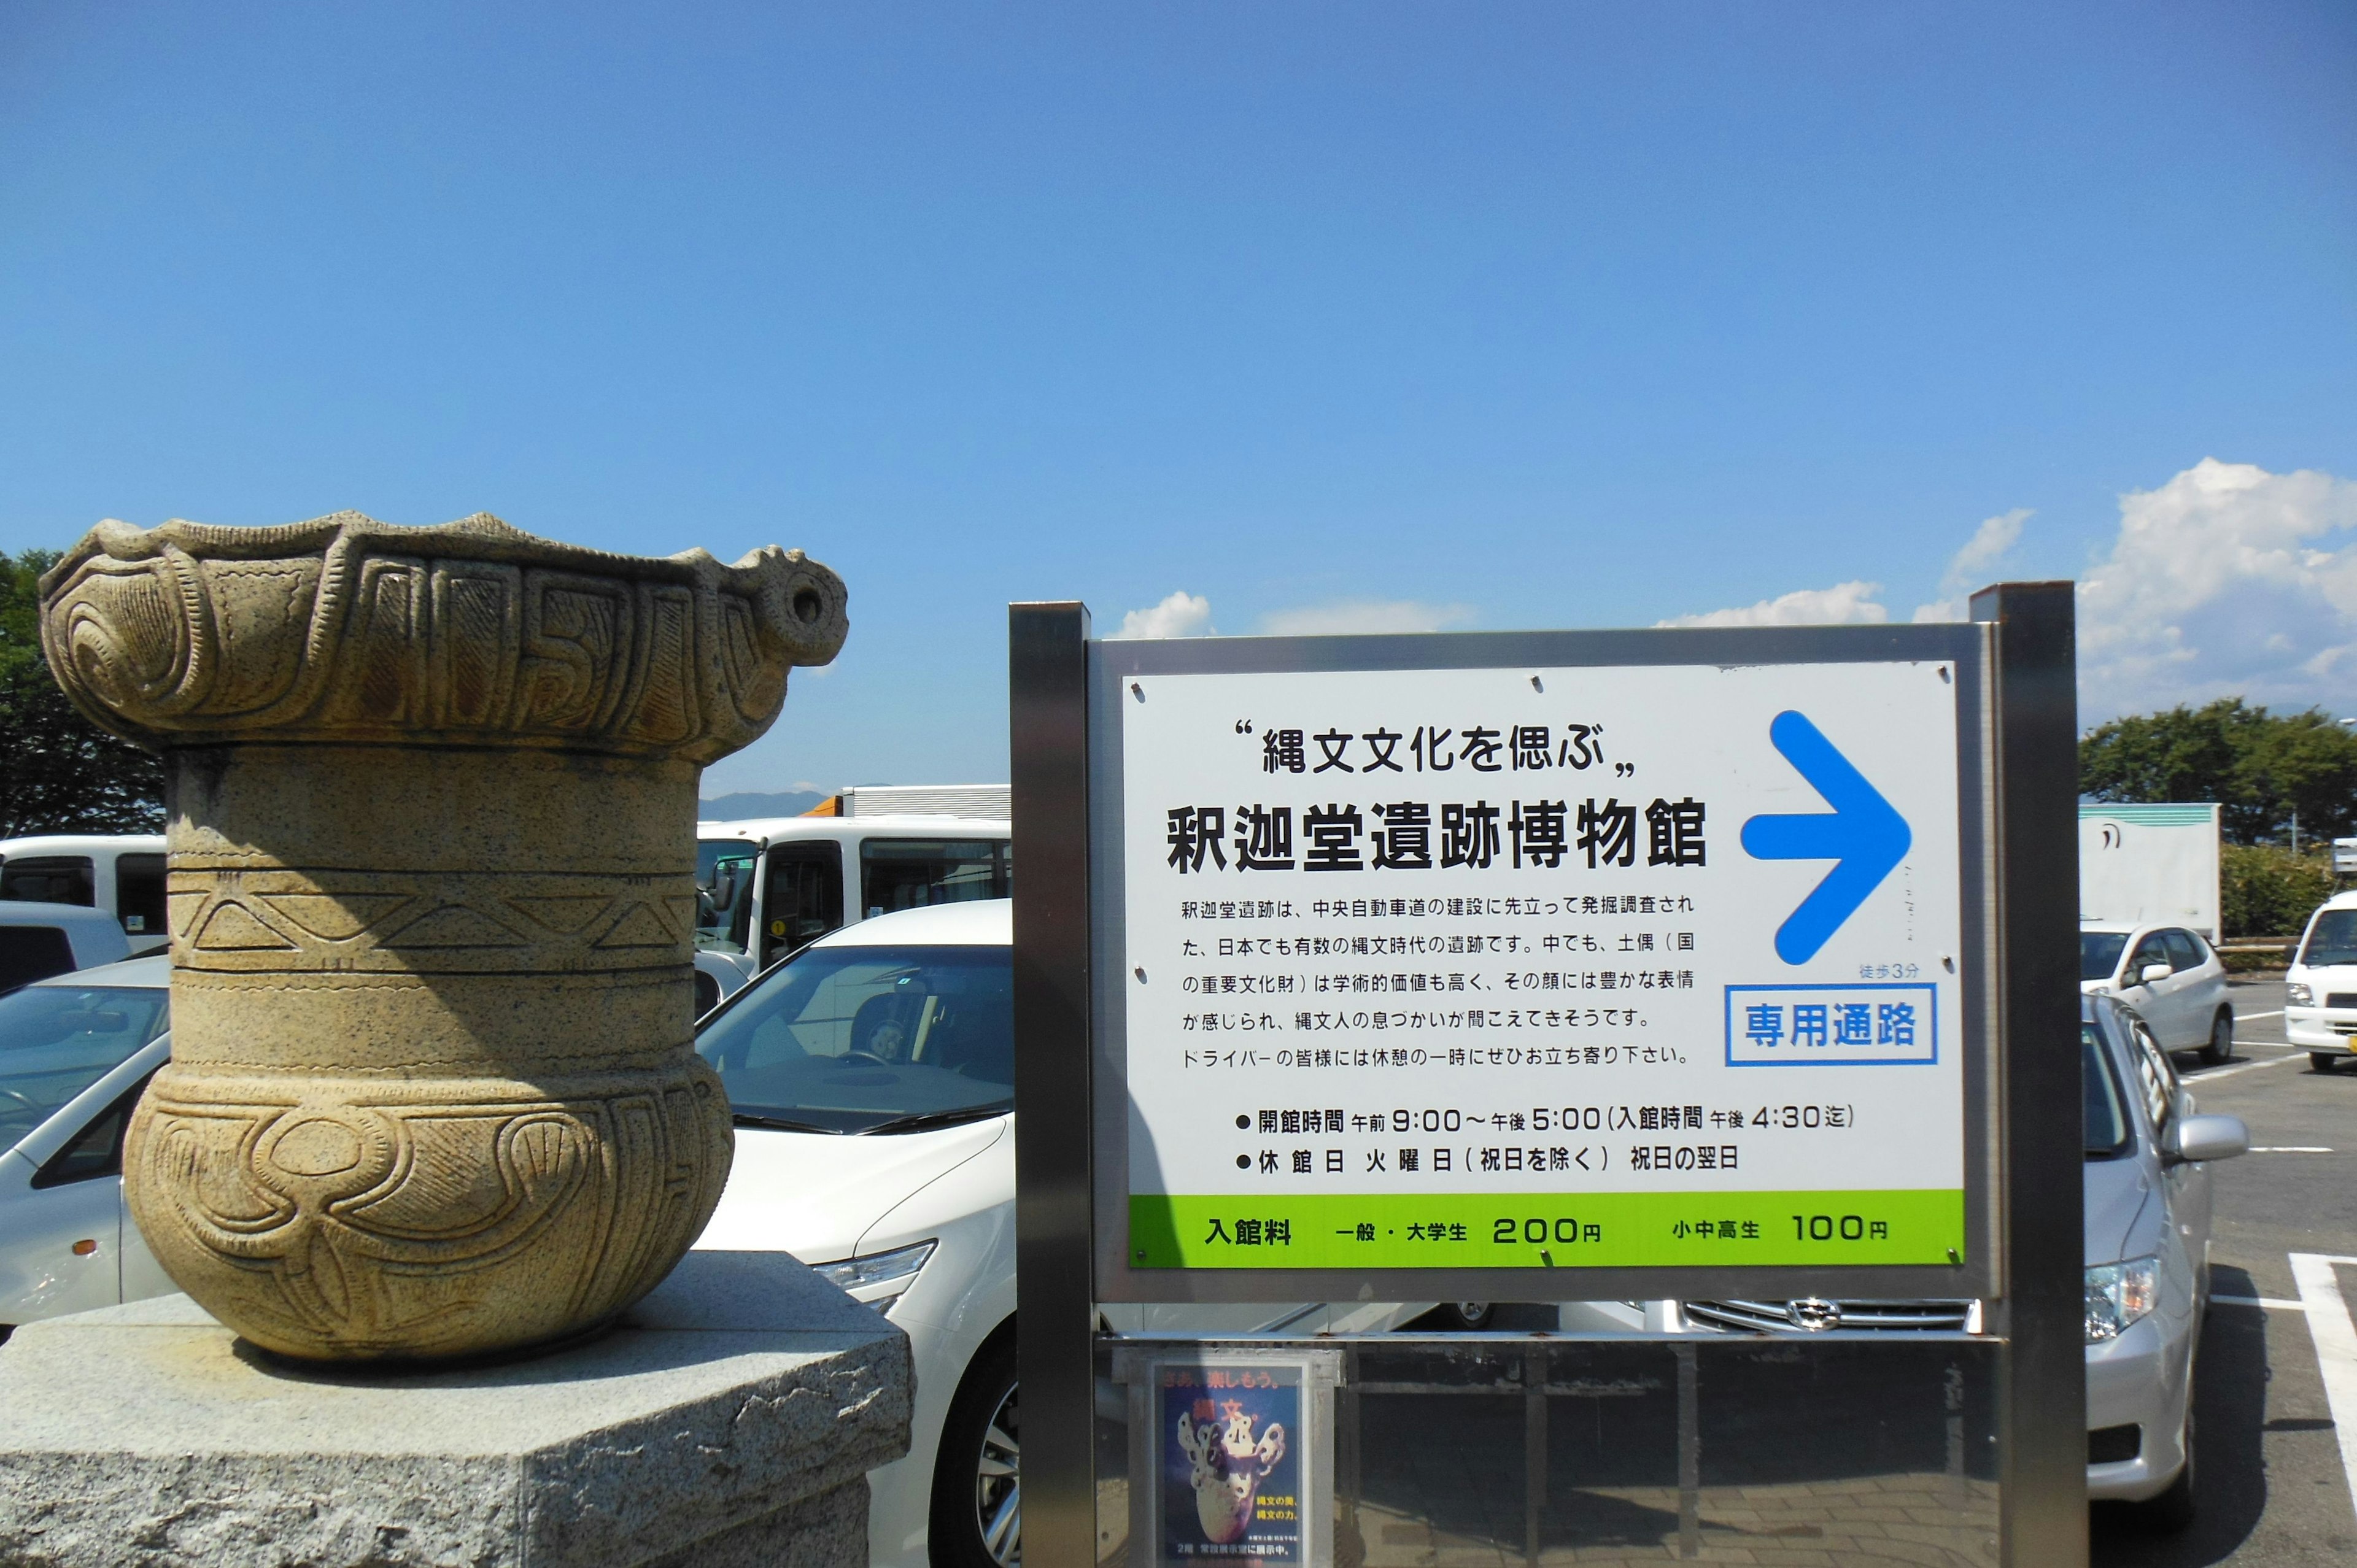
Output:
0,956,175,1337
2081,992,2249,1520
1655,993,2247,1526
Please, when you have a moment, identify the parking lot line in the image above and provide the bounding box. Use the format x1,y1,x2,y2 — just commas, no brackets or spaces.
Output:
2237,1010,2285,1021
2196,1052,2304,1081
2213,1294,2307,1310
2251,1146,2336,1153
2288,1253,2357,1521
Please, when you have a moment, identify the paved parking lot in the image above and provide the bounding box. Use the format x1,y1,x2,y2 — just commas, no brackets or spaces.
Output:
2091,976,2357,1565
1342,977,2357,1565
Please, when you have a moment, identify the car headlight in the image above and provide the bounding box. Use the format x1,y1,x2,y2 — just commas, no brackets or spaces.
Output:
2288,982,2314,1007
2085,1257,2159,1343
813,1240,936,1314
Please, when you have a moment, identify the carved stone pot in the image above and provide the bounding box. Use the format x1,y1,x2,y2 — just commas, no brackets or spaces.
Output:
39,513,846,1361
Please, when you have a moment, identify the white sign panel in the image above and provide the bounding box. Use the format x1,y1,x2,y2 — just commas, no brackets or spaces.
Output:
1118,660,1966,1272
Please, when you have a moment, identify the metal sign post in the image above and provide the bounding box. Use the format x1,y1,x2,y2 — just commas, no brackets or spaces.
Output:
1012,588,2083,1568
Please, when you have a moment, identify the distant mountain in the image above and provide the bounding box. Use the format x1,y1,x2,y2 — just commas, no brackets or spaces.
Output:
699,789,829,821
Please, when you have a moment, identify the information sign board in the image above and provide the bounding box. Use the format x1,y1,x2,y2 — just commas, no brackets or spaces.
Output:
1013,593,2088,1568
1086,631,1995,1297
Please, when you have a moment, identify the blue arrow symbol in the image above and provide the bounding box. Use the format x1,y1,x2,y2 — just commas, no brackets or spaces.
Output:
1740,711,1912,965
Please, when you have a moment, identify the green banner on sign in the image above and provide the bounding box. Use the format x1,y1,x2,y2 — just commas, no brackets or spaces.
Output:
1129,1189,1965,1269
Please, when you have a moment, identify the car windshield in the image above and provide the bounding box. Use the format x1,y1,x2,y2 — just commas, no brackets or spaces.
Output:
696,943,1013,1134
2080,931,2129,983
2299,909,2357,968
0,983,170,1148
2084,1023,2133,1159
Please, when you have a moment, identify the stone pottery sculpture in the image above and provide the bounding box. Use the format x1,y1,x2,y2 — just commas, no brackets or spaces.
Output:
39,512,846,1361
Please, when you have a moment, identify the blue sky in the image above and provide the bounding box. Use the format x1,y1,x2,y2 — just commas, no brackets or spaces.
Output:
5,4,2354,793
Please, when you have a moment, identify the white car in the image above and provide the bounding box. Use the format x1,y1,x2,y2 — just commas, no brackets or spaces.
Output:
2284,890,2357,1072
691,898,1436,1568
2080,921,2234,1065
0,956,174,1335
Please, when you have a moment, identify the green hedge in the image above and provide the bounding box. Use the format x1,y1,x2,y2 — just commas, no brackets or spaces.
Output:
2220,844,2337,940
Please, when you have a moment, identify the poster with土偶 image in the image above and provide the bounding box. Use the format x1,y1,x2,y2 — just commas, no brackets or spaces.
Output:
1157,1362,1304,1563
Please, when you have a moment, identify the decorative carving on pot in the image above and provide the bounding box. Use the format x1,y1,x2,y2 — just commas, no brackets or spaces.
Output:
39,512,847,1361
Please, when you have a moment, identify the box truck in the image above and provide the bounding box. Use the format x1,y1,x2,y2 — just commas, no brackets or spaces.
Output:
2078,803,2221,941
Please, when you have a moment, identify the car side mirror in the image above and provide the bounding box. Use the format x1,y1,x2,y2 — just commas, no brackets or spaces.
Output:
2167,1113,2248,1164
2140,962,2173,983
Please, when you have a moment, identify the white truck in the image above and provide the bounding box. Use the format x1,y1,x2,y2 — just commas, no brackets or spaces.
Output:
0,835,171,957
692,786,1010,1013
2078,803,2221,942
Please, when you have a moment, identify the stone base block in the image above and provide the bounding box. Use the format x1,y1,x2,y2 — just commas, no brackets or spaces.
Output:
0,1250,910,1568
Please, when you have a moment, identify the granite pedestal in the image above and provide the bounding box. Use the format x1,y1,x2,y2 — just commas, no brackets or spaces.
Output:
0,1250,910,1568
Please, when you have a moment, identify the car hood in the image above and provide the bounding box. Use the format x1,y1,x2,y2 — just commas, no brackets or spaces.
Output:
2293,964,2357,989
2084,1153,2158,1267
693,1115,1007,1265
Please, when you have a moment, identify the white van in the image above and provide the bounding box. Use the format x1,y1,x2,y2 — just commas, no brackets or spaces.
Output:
2285,889,2357,1072
0,835,169,957
693,804,1011,1013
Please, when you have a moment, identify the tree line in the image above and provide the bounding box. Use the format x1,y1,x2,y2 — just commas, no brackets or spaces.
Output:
1,549,165,838
2079,699,2357,848
2079,700,2357,938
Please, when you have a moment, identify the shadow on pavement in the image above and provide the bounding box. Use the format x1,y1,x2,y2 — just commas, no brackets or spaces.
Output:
2091,1264,2269,1564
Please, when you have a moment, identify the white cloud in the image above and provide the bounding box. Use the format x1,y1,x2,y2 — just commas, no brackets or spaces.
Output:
2077,458,2357,720
1657,581,1891,628
1257,599,1476,636
1912,508,2030,622
1112,590,1215,639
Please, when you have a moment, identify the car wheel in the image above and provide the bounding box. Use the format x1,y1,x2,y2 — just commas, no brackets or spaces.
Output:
693,970,721,1018
2311,1052,2340,1074
931,1332,1020,1568
2137,1400,2197,1531
2201,1011,2232,1067
1436,1302,1495,1330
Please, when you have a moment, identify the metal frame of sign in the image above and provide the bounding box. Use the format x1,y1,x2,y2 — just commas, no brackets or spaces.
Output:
1012,585,2086,1568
